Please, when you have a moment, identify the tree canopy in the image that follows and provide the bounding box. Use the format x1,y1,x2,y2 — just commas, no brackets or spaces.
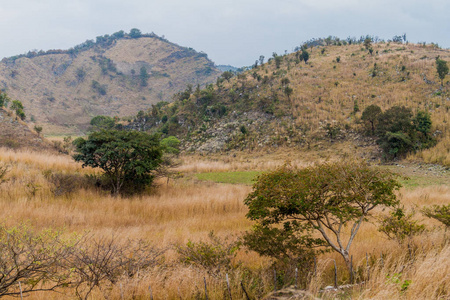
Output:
244,161,401,275
73,130,162,196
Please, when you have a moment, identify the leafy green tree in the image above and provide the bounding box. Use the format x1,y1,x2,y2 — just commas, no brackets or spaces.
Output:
378,131,413,159
0,92,10,108
361,104,382,135
139,67,150,87
284,86,293,100
364,37,372,49
377,106,413,136
129,28,142,38
160,136,181,155
220,71,234,82
10,100,25,120
413,110,432,136
73,130,162,196
34,125,43,136
90,115,116,131
436,58,448,86
244,161,401,275
300,50,309,64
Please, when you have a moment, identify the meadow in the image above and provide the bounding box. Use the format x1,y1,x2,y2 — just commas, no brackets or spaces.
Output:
0,147,448,299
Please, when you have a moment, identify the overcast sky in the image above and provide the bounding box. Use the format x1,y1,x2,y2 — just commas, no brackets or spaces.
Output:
0,0,449,67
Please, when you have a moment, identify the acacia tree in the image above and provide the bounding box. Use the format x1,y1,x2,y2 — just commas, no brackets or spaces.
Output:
244,161,401,275
73,130,162,196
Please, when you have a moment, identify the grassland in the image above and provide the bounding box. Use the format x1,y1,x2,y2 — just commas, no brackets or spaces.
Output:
0,147,448,299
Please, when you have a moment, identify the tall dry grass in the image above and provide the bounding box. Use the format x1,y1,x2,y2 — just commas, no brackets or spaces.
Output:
0,147,448,299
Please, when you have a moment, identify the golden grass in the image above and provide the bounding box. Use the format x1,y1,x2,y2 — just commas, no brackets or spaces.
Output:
0,147,448,299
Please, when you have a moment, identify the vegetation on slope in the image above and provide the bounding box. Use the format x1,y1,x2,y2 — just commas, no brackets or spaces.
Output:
129,37,450,164
0,29,221,134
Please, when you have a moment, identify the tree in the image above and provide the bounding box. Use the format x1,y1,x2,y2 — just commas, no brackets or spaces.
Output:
300,50,309,64
364,37,372,49
284,86,293,100
129,28,142,38
361,104,382,135
422,204,450,228
139,67,150,87
10,100,25,120
244,161,401,275
89,115,116,131
34,125,43,136
73,130,162,196
0,92,10,108
436,58,448,86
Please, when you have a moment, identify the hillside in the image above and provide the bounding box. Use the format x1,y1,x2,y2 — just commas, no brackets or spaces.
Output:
129,40,450,164
0,108,55,152
0,31,221,135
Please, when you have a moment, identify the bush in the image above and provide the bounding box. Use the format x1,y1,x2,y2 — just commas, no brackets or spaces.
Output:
422,204,450,227
378,208,426,243
176,232,239,276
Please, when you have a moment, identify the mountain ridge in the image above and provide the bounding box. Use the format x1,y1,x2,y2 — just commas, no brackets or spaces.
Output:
0,30,221,135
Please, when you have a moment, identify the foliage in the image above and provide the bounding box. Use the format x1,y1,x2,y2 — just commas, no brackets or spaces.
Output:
0,92,10,108
436,58,448,86
422,204,450,227
90,115,117,131
91,80,107,95
160,136,181,155
139,66,150,87
10,100,25,120
361,104,382,135
378,208,426,243
34,125,43,136
129,28,142,38
73,130,162,196
176,232,239,276
244,161,401,274
300,50,310,63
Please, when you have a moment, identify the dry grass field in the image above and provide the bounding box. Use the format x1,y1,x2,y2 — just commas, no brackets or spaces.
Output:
0,147,448,299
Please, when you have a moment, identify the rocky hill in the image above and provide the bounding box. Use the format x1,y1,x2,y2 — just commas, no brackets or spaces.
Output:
127,39,450,164
0,31,221,135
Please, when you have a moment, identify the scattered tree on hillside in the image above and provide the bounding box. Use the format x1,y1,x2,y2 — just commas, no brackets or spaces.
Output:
221,71,234,82
364,37,372,49
0,92,10,108
10,100,25,120
300,50,310,64
34,125,43,137
129,28,142,38
139,67,150,87
436,58,449,86
244,161,401,276
361,104,382,135
73,130,162,196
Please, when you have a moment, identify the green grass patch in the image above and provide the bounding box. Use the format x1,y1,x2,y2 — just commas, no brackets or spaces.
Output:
399,175,449,189
195,171,262,185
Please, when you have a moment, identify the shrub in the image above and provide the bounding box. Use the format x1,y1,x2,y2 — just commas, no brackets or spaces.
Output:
378,208,426,243
422,205,450,227
176,232,240,276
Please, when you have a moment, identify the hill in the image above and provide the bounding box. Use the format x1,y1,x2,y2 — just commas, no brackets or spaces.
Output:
0,108,55,152
127,39,450,165
0,30,221,135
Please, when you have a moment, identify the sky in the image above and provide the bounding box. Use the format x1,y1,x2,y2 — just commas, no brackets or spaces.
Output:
0,0,449,67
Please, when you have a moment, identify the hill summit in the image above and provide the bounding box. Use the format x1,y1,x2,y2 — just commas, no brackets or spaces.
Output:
0,30,221,135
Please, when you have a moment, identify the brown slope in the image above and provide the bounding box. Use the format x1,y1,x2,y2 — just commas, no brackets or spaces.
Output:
0,36,221,135
0,108,55,152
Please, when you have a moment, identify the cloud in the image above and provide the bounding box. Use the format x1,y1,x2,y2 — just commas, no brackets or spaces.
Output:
0,0,448,66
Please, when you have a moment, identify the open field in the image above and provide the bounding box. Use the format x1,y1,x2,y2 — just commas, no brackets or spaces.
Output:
0,147,448,299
